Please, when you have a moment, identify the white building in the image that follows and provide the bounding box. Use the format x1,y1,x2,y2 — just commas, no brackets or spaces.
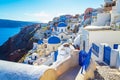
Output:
58,32,68,40
76,26,120,68
75,28,89,52
47,36,61,54
56,43,74,62
77,26,120,51
91,0,120,26
68,17,80,30
84,26,118,47
91,12,111,26
111,0,120,26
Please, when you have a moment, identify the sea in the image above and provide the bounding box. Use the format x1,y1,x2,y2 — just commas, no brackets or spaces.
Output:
0,27,21,46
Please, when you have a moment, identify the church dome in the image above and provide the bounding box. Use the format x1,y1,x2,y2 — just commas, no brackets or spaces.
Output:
48,36,61,44
58,22,67,27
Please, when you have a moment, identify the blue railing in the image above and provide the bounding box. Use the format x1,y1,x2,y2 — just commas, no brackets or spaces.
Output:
92,43,99,57
79,48,92,74
103,46,111,65
54,50,58,61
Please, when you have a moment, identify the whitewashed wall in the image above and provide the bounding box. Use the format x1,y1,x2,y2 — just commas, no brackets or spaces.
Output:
78,28,93,52
58,33,68,40
111,0,120,25
111,12,120,24
116,45,120,70
47,44,60,55
110,49,119,67
116,0,120,13
98,43,109,62
0,60,57,80
91,43,120,68
58,27,67,33
91,13,111,26
89,30,120,48
51,50,79,77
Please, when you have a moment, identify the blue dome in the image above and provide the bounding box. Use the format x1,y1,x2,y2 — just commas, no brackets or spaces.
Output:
38,40,43,44
58,22,67,27
48,36,61,44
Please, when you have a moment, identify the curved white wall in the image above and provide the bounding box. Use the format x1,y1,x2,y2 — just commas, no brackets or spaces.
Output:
51,50,79,77
0,60,57,80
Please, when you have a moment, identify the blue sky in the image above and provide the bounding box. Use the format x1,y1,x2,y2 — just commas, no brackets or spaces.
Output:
0,0,104,22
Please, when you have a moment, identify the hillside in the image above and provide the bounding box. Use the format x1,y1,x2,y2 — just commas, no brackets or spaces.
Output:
0,24,42,61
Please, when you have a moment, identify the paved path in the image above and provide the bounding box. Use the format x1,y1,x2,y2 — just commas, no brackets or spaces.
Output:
94,61,120,80
92,53,120,80
58,66,81,80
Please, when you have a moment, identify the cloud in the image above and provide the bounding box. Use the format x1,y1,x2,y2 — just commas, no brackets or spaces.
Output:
24,12,54,23
23,12,77,23
56,12,76,17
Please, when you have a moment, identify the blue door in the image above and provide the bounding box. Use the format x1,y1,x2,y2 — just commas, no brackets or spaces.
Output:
103,46,111,65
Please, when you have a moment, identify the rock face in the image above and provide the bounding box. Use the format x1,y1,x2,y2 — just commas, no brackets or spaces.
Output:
0,24,41,62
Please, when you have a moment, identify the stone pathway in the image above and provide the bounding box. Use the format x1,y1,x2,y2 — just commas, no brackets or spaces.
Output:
58,66,81,80
58,54,120,80
94,62,120,80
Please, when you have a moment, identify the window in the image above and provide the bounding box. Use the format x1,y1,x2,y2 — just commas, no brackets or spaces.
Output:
65,29,66,31
61,35,63,39
83,40,85,50
44,44,47,48
61,29,63,32
53,46,55,51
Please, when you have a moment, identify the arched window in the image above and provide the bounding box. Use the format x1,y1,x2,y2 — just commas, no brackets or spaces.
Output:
61,29,63,32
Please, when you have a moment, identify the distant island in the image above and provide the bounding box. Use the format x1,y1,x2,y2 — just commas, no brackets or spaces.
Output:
0,19,37,28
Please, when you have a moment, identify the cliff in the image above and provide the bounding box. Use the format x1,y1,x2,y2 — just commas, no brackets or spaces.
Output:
0,24,41,62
